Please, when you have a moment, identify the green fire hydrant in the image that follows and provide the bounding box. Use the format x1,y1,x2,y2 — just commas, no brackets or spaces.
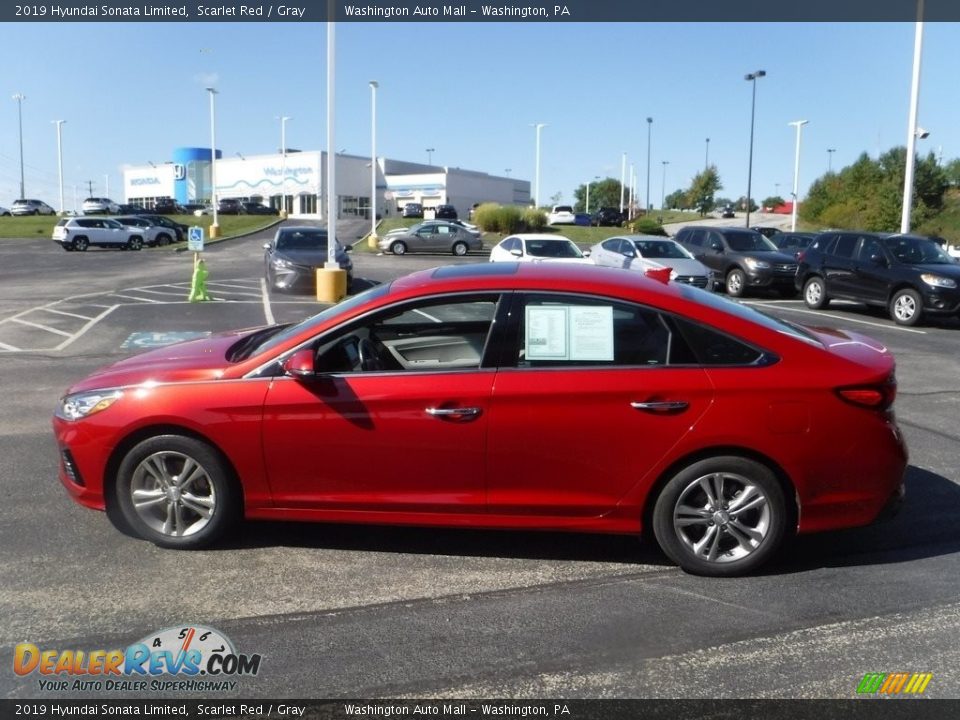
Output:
188,258,212,302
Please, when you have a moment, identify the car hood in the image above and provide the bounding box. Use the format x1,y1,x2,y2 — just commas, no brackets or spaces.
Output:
638,257,709,275
64,330,260,393
740,250,797,263
272,248,341,265
910,262,960,277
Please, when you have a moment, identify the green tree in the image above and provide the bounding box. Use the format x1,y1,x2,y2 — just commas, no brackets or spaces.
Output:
943,158,960,187
684,166,723,216
762,196,785,210
573,178,626,213
664,189,687,210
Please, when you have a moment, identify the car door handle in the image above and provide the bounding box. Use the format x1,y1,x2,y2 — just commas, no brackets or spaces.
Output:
630,401,689,413
426,407,482,420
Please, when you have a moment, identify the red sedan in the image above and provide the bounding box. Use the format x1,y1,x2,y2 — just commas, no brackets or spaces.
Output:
53,263,907,576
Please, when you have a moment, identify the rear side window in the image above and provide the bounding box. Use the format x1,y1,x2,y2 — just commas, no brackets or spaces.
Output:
831,235,858,258
670,317,765,366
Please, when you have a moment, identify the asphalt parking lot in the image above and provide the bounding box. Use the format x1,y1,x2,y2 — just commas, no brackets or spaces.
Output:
2,222,960,699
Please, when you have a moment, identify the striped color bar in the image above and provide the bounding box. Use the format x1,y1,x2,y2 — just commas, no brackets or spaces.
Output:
857,672,933,695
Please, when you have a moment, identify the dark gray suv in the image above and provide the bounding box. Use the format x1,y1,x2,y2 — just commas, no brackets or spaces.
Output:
675,226,798,297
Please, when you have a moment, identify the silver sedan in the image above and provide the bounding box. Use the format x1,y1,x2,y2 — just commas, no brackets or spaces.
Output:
590,235,715,290
378,223,483,256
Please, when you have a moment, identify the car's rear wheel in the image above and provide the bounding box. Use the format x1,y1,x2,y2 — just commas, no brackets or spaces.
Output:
127,236,143,251
725,268,746,297
72,237,89,252
452,241,468,256
890,288,922,326
391,241,408,256
156,232,172,247
802,276,829,309
652,456,788,577
115,435,240,550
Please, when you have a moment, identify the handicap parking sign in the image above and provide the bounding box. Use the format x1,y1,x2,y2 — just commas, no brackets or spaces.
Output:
188,226,205,252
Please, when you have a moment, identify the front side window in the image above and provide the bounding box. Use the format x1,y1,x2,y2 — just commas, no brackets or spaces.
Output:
314,295,501,374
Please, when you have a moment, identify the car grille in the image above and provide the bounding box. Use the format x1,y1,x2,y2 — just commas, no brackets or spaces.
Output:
675,275,710,288
773,263,798,274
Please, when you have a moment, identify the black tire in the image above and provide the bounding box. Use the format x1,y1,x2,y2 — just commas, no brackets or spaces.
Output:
802,276,829,309
114,435,240,550
725,268,747,297
62,244,74,252
72,236,89,252
155,232,172,247
390,241,408,256
127,236,144,251
652,456,788,577
890,288,923,326
452,241,468,257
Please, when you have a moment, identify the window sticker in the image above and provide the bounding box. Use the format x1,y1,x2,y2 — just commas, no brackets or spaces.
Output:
525,305,614,361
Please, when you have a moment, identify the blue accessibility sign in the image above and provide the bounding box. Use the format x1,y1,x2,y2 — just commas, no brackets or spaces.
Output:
188,226,205,252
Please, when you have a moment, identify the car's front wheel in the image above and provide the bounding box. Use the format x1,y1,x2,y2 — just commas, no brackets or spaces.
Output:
114,435,240,550
390,241,408,256
802,276,829,309
890,288,923,326
725,268,747,297
127,236,143,251
652,456,788,576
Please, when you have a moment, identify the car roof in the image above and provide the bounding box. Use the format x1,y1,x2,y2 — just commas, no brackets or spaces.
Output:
505,234,575,242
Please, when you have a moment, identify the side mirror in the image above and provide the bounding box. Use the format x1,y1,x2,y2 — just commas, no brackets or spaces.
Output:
869,254,887,267
510,248,523,258
710,241,724,252
344,245,352,252
263,242,271,250
282,349,316,378
583,249,591,257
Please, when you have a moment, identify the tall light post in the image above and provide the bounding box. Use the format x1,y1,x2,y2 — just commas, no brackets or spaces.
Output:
827,148,836,173
13,93,26,199
744,69,766,228
619,152,627,213
205,87,219,237
368,81,378,242
660,160,670,222
645,117,652,213
426,147,435,165
277,115,291,217
789,120,809,232
705,137,710,170
628,163,635,218
531,123,547,208
53,120,66,214
901,0,925,234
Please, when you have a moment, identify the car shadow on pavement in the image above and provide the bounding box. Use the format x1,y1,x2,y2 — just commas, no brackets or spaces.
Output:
774,464,960,574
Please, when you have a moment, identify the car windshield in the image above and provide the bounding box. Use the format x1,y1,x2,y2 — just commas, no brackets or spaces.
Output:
239,283,392,360
526,239,583,258
633,240,693,260
276,230,328,250
884,236,954,265
725,231,777,252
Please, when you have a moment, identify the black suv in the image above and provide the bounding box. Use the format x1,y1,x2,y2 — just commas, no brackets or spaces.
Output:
675,226,798,297
152,198,183,214
434,204,458,219
592,207,625,227
796,231,960,326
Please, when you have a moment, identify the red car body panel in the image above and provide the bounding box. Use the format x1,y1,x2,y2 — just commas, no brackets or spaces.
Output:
53,264,907,540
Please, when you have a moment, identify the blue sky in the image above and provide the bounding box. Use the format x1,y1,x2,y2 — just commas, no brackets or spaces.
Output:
1,21,958,209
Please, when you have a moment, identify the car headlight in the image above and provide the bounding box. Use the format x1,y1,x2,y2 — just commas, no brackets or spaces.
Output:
272,257,293,269
56,390,123,421
743,257,771,270
921,273,957,289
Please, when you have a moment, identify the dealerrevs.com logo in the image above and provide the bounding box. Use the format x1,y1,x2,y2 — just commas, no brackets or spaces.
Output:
856,672,933,696
14,625,262,693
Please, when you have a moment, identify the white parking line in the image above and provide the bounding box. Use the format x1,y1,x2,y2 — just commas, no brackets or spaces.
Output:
0,339,18,351
11,317,74,337
107,293,163,303
41,307,95,321
207,281,262,290
260,279,275,325
56,306,118,350
743,301,927,334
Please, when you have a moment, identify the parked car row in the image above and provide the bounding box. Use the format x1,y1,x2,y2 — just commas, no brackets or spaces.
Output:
52,214,190,251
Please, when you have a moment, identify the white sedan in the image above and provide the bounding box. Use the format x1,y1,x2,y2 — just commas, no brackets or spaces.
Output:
589,235,715,290
489,234,592,264
546,205,577,225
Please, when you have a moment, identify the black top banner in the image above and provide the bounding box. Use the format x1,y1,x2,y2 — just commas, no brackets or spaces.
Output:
1,0,958,23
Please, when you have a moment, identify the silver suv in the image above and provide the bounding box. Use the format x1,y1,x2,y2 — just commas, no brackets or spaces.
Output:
82,197,121,215
11,199,56,216
52,217,144,252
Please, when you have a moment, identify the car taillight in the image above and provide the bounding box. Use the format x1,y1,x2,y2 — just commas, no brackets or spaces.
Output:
836,377,897,410
797,250,806,262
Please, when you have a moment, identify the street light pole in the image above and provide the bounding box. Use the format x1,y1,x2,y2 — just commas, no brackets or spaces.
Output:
744,70,766,228
531,123,547,208
901,0,925,234
827,148,836,173
277,115,291,216
369,81,378,241
705,137,710,170
426,147,435,165
789,120,809,232
205,87,219,237
53,120,66,215
619,152,626,213
645,117,652,213
13,93,26,199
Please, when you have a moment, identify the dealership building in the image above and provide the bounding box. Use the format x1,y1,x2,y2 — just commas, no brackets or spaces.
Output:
122,148,529,220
